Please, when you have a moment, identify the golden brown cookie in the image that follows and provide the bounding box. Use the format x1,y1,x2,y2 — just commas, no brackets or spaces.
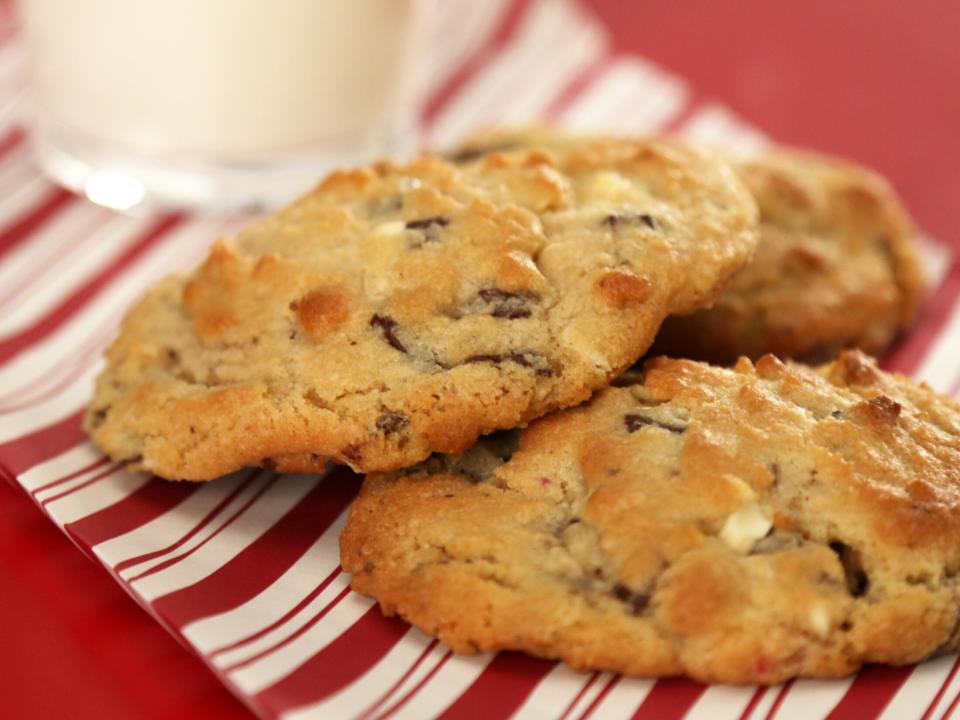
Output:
647,150,926,362
341,351,960,684
85,139,758,480
453,130,927,364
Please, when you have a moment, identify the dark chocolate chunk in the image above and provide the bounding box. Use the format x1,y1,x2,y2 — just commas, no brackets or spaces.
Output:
477,288,535,319
405,215,450,231
612,582,650,615
446,142,518,163
602,213,658,230
464,351,553,377
624,413,686,434
376,409,409,436
829,541,869,597
369,314,407,353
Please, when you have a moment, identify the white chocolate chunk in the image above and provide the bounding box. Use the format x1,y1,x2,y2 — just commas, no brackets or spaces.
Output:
719,503,772,553
372,220,407,237
809,604,831,637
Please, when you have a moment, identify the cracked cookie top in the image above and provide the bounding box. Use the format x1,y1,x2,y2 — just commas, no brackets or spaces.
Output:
341,350,960,684
85,139,757,480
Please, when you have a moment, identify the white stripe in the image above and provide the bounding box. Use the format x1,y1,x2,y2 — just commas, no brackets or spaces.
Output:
369,641,451,718
920,236,952,289
18,442,102,491
280,628,438,720
129,474,318,601
390,652,493,720
915,294,960,393
426,0,512,95
510,663,589,720
558,672,616,720
117,473,271,580
212,571,350,670
768,677,854,720
686,685,761,720
0,173,51,228
747,684,787,720
183,508,346,654
43,466,152,526
583,677,655,720
93,473,248,568
559,57,689,133
229,592,375,695
0,213,156,337
33,458,114,503
880,658,954,720
427,0,606,147
681,103,771,155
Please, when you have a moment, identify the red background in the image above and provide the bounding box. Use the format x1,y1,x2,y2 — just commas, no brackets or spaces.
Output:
2,1,959,718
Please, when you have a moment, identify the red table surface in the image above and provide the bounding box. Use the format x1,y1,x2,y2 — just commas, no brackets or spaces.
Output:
2,2,959,719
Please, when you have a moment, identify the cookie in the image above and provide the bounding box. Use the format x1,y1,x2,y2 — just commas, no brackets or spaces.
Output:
341,350,960,684
85,139,758,480
650,149,926,363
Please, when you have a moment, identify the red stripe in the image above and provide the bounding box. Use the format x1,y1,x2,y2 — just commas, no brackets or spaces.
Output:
65,477,198,548
0,187,74,260
883,257,960,374
377,650,454,720
631,677,708,720
0,410,85,476
0,213,182,364
252,605,409,717
419,0,531,125
113,471,258,573
153,468,361,627
439,653,556,719
30,455,109,494
558,671,601,720
764,680,794,720
358,639,439,720
38,461,119,506
578,674,621,720
921,656,960,720
825,665,912,720
124,473,277,582
0,125,23,159
221,584,352,674
739,687,767,720
208,567,342,660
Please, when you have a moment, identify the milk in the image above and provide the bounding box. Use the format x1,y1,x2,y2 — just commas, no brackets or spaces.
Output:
19,0,430,209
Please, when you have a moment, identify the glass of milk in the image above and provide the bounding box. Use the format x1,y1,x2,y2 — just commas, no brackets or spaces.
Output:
18,0,431,212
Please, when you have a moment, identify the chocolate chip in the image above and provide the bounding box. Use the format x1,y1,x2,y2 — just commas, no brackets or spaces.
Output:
602,213,658,230
829,541,869,597
369,314,407,353
830,410,844,419
446,142,518,163
612,583,650,615
342,444,363,463
464,351,553,377
260,457,277,471
405,215,450,230
770,463,781,484
624,413,686,434
376,409,409,436
477,288,536,319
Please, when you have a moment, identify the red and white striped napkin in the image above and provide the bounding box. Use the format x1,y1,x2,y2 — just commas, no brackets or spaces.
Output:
1,1,959,718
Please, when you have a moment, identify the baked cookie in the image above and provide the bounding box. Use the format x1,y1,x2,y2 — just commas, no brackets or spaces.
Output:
651,149,926,363
341,350,960,684
453,130,927,364
85,139,758,480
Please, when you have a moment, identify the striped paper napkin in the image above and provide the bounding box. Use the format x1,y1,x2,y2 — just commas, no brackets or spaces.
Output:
1,1,958,718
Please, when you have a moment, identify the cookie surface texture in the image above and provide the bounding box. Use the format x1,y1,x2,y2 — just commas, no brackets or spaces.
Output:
341,351,960,683
86,139,758,479
652,149,926,363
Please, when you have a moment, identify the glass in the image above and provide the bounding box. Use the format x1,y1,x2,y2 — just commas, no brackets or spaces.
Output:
18,0,431,213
